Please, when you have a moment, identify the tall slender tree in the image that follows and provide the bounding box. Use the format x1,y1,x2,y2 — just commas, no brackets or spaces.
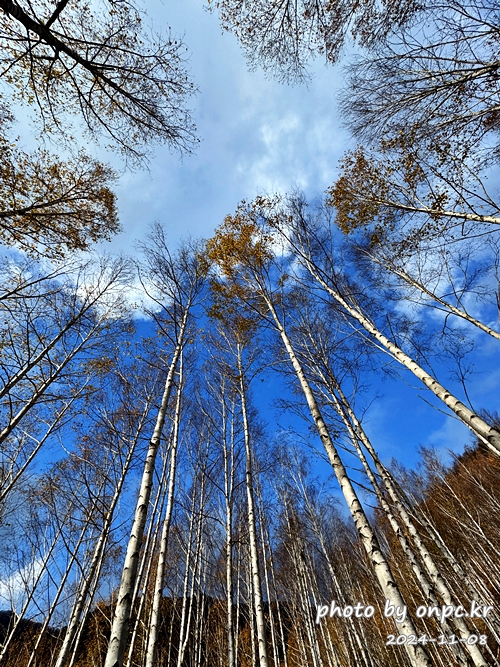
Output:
207,211,434,667
104,233,206,667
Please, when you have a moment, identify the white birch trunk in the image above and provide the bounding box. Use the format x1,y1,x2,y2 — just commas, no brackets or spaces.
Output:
290,470,375,667
144,355,183,667
282,502,323,667
262,520,289,667
223,392,236,667
234,543,242,666
104,308,189,667
256,487,279,667
329,380,489,666
289,236,500,455
247,559,258,667
385,488,500,651
124,438,173,667
237,343,270,667
176,475,205,667
54,402,150,667
67,540,108,667
329,395,469,665
263,295,433,667
173,498,195,667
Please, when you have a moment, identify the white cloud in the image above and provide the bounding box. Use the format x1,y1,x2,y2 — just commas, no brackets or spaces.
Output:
0,557,44,613
78,0,349,257
424,415,473,460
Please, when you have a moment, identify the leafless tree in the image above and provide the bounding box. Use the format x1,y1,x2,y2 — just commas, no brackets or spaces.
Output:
0,0,198,164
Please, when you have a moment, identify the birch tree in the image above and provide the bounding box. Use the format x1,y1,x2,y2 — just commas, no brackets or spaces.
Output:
0,109,119,258
210,0,418,81
52,351,161,667
344,235,500,344
236,338,269,667
104,232,206,667
207,212,434,667
143,355,184,667
328,139,500,257
255,194,500,455
200,350,242,667
340,1,500,154
289,301,489,665
0,254,131,509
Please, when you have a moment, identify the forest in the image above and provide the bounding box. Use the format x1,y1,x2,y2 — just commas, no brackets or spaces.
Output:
0,1,500,667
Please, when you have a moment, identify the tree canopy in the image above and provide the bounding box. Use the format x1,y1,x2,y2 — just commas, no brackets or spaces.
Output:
0,110,119,258
0,0,198,164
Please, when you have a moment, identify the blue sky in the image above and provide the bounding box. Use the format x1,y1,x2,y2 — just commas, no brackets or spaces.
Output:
89,0,349,255
102,0,500,474
6,0,500,478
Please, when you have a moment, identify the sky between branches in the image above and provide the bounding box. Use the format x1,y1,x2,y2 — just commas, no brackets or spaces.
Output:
86,0,349,255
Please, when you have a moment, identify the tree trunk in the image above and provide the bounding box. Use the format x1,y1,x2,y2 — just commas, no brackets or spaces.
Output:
104,308,189,667
237,342,270,667
288,229,500,455
144,356,184,667
263,294,433,667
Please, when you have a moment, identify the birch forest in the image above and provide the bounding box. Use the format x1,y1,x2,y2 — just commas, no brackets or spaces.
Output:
1,1,500,667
